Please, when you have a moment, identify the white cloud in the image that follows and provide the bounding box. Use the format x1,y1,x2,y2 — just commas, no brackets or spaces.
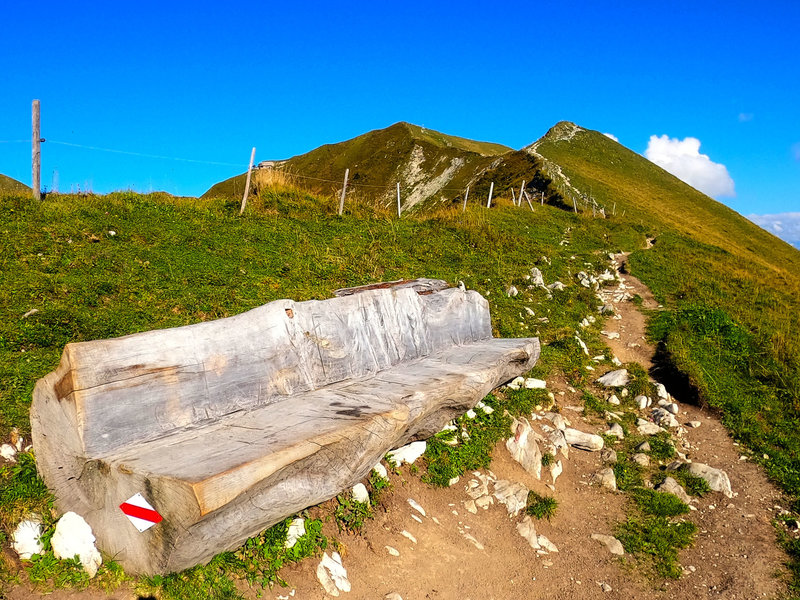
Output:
748,212,800,246
644,135,736,197
603,133,619,142
738,112,754,122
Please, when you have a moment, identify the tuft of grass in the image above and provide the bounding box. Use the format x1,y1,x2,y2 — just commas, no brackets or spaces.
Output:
541,452,555,467
526,491,558,521
625,362,656,399
647,431,676,461
367,470,392,505
631,488,690,518
613,458,643,491
616,514,697,579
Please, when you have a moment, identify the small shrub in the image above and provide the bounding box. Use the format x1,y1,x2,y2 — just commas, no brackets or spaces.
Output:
613,458,643,491
334,496,372,533
526,491,558,521
541,452,555,467
367,470,392,505
616,515,696,579
648,432,676,460
631,488,689,518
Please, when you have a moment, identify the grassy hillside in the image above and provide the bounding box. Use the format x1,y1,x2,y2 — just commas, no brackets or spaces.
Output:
203,122,512,209
535,121,800,501
0,173,30,194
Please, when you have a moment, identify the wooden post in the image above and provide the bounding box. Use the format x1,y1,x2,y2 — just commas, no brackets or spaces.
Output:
32,100,41,201
572,196,578,213
519,180,525,207
396,182,401,217
486,182,494,208
524,190,535,211
613,202,617,216
511,188,516,205
462,185,469,212
239,147,256,215
541,191,544,206
338,168,349,216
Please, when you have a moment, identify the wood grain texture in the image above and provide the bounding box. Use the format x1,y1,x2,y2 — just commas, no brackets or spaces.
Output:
31,286,539,574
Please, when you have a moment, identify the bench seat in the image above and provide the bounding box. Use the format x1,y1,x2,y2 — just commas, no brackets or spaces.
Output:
31,285,539,574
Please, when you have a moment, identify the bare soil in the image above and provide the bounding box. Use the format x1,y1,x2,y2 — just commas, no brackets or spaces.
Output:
4,255,791,600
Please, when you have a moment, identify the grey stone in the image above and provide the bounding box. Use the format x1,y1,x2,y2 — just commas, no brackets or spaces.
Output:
564,427,604,452
655,476,692,504
636,418,664,435
606,423,625,440
600,448,618,464
592,467,617,490
635,441,651,452
686,463,733,498
530,267,545,286
632,453,650,467
591,533,624,555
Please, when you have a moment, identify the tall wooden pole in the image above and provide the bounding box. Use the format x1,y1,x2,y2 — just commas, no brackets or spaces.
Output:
486,182,494,208
510,188,516,205
462,185,469,212
32,100,41,201
338,168,349,216
396,182,401,217
519,180,525,207
239,147,256,215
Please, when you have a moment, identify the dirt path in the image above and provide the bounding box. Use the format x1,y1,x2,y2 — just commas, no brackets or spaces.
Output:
4,254,791,600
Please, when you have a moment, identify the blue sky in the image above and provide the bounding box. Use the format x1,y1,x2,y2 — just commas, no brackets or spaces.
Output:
1,1,797,239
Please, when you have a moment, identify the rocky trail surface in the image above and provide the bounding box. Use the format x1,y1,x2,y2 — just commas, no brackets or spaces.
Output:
3,251,793,600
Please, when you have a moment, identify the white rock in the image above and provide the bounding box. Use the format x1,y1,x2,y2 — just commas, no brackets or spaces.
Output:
652,407,680,428
655,383,669,399
635,441,651,452
591,533,624,555
596,369,629,387
407,498,426,517
475,495,493,509
385,546,400,557
530,267,545,286
385,593,403,600
564,428,604,452
664,402,679,415
575,335,590,356
352,483,369,504
466,409,477,419
387,441,426,466
686,463,733,498
636,418,664,435
544,412,567,430
611,356,622,366
493,480,529,516
516,516,540,549
401,530,417,544
601,330,620,340
506,418,542,480
11,519,43,559
592,467,617,491
606,423,624,440
687,421,702,428
51,512,102,578
550,460,563,485
507,376,525,390
0,444,16,462
316,552,350,596
525,378,547,389
548,429,570,459
600,448,618,464
537,535,559,553
464,499,478,514
635,395,649,410
655,477,692,504
632,453,650,467
448,476,460,486
607,394,620,405
507,285,519,297
284,518,306,548
524,306,536,317
548,281,565,291
372,463,388,479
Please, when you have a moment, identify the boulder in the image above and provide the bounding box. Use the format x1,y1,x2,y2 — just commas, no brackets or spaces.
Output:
655,477,692,504
51,512,102,578
564,428,604,452
351,483,369,504
591,533,624,555
600,448,618,464
606,423,625,440
592,467,617,491
686,463,733,498
596,370,629,388
506,419,542,480
636,418,664,436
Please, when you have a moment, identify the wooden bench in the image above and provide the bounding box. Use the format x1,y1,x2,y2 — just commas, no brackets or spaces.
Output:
31,283,539,574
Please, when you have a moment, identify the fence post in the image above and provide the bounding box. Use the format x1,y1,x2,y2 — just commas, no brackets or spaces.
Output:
239,147,256,215
511,188,516,205
519,180,525,207
32,100,41,201
338,168,349,216
462,185,469,212
486,181,494,208
396,182,401,217
524,190,535,211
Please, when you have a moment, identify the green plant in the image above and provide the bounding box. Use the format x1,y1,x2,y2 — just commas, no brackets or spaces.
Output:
541,452,555,467
368,470,392,505
334,496,372,533
525,491,558,520
616,514,696,579
613,458,643,491
631,488,690,518
648,432,676,461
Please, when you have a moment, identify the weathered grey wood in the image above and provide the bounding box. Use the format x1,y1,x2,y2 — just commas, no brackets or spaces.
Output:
510,188,516,205
338,168,349,216
31,286,539,575
239,147,256,215
396,182,401,216
523,190,535,211
333,278,449,297
32,100,41,201
519,180,525,207
486,181,494,208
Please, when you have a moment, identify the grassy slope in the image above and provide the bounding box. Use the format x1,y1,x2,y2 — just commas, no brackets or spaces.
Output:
0,174,30,194
202,122,511,200
536,122,800,500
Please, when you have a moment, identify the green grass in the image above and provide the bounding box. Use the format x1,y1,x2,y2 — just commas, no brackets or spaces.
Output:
334,496,372,533
525,491,558,520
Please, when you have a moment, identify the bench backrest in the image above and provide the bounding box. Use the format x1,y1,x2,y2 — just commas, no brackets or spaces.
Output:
46,287,491,455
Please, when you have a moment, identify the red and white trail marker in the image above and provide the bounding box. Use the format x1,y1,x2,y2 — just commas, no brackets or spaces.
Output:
120,493,163,532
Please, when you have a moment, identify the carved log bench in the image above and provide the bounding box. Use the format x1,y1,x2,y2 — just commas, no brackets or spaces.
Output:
31,283,539,574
